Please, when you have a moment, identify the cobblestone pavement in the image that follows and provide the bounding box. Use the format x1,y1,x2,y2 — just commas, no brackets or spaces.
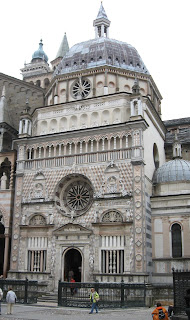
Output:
0,304,155,320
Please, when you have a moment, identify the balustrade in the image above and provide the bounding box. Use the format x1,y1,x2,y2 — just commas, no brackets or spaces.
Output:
19,148,133,170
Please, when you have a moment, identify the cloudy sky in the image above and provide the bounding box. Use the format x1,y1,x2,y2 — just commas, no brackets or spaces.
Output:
0,0,189,121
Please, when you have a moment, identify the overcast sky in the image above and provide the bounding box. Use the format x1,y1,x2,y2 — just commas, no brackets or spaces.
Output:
0,0,189,121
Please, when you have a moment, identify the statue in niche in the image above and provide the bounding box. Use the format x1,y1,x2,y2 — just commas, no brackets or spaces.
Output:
0,172,7,189
34,183,43,198
49,213,54,224
89,255,94,269
21,214,27,225
70,210,75,222
113,118,120,124
107,176,117,193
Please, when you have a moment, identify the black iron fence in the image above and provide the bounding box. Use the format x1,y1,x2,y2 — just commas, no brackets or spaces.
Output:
173,268,190,315
0,278,38,304
58,281,146,308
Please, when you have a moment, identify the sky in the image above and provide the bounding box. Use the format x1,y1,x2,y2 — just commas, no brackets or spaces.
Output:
0,0,189,121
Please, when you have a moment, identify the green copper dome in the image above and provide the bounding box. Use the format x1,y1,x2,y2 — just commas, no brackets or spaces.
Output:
32,40,48,62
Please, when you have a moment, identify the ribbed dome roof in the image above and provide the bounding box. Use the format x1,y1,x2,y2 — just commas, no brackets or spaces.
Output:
32,40,48,62
54,37,149,76
154,159,190,183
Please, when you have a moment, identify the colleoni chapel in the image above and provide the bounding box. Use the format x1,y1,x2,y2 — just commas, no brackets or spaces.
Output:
0,3,190,291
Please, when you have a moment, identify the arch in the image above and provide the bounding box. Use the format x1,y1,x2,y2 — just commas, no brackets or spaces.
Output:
70,115,77,130
49,119,57,133
40,120,48,135
91,112,100,127
80,114,88,129
59,117,68,132
101,210,123,223
171,223,182,258
113,108,121,124
2,132,12,151
124,84,130,92
0,157,11,189
29,214,46,226
153,143,159,169
63,247,82,282
36,80,41,87
102,110,109,125
44,78,50,88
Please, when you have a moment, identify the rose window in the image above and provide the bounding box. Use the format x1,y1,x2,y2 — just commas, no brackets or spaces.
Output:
55,174,93,217
72,78,91,99
65,181,90,211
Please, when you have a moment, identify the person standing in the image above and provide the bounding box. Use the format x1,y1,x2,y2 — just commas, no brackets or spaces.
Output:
89,288,99,314
152,302,169,320
70,277,76,295
6,288,17,315
0,287,3,315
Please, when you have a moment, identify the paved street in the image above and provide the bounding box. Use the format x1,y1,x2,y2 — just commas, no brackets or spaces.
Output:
0,304,155,320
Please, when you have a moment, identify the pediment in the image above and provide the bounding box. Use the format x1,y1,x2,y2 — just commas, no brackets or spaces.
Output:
105,161,119,173
53,223,92,235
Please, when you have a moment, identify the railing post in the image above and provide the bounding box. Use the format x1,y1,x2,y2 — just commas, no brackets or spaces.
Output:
144,281,146,306
121,280,124,308
58,279,62,306
95,280,99,294
24,278,28,304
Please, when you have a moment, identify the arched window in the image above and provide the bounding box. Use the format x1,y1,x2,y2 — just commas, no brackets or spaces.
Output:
171,223,182,258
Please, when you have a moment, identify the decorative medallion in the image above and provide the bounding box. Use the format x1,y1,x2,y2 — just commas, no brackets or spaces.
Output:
135,227,142,234
134,176,141,183
136,254,142,261
135,201,141,208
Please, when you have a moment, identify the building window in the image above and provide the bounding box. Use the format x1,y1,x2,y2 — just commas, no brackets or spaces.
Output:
28,250,47,272
101,250,124,273
171,223,182,258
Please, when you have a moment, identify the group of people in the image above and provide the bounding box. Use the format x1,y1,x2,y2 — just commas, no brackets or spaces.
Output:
0,285,173,317
152,302,174,319
0,287,17,315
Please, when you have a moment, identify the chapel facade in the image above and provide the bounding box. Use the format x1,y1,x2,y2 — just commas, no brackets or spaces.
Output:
0,3,189,291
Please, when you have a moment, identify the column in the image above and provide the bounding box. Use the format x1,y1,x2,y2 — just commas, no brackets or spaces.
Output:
93,74,96,96
130,101,135,116
3,234,9,278
59,144,62,156
28,121,32,135
19,120,23,134
9,162,15,190
66,80,69,102
24,119,29,134
91,140,93,152
101,25,104,37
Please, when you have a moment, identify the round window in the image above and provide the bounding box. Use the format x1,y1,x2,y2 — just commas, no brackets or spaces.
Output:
55,174,93,217
72,78,91,99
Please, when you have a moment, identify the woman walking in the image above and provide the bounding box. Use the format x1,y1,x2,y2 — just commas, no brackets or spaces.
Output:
6,288,17,315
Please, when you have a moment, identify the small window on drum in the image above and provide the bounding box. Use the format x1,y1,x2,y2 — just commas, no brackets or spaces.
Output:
153,143,159,169
171,223,182,258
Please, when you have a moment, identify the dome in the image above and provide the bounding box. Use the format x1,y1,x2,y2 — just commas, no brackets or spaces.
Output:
32,40,48,63
154,159,190,183
54,37,149,76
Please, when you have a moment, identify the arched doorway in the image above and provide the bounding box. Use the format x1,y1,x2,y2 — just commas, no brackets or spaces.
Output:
0,217,5,276
64,248,82,282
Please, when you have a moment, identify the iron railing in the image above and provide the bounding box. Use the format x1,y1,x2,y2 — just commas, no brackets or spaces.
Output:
58,281,146,308
173,268,190,315
0,278,38,304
